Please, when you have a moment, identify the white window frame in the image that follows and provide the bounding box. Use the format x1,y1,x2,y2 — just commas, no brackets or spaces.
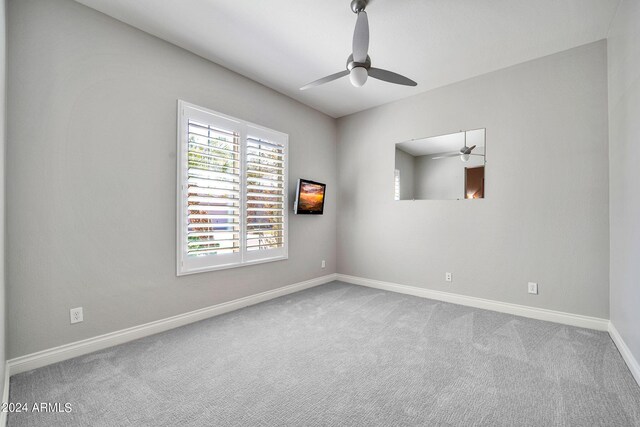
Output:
177,100,289,276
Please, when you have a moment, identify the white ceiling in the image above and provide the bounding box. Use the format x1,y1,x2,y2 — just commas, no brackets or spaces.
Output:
397,129,485,157
74,0,619,118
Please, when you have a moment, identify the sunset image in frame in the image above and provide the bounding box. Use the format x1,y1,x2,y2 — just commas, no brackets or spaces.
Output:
298,181,325,212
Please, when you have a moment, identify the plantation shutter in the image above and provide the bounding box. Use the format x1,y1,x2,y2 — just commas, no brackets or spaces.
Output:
187,120,241,255
179,106,244,273
178,102,288,275
244,127,287,262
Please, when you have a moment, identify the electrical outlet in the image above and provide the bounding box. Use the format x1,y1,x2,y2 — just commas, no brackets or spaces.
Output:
70,307,83,324
321,260,326,269
528,282,538,295
446,272,452,282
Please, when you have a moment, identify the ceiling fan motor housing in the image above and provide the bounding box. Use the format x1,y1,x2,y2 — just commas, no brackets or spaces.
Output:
347,54,371,71
351,0,368,14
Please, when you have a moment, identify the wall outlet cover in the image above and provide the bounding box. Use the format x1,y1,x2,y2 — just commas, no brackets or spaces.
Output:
446,272,452,282
528,282,538,295
70,307,84,324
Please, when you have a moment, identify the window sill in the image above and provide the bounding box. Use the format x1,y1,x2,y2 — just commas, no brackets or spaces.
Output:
177,255,289,277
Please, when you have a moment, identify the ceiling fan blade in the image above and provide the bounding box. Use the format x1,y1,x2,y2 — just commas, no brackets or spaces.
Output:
462,145,477,154
369,67,417,86
352,11,369,63
300,70,349,90
432,153,460,160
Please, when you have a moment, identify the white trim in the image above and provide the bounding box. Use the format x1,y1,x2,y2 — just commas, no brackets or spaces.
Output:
1,362,9,426
7,274,337,377
608,322,640,387
336,274,609,331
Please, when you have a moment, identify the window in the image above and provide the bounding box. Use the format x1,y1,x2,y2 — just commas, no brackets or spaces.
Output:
177,101,288,275
394,169,400,201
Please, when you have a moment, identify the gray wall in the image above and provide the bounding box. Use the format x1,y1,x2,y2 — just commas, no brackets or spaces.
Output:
394,148,415,200
6,0,337,358
0,0,6,383
337,41,610,318
608,0,640,364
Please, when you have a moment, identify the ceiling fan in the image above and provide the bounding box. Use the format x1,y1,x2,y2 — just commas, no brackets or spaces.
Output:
300,0,417,90
432,132,482,162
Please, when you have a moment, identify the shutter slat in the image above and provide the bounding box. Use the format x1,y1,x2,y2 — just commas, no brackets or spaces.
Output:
245,170,283,180
189,231,239,237
247,201,283,207
247,138,285,150
246,146,284,157
246,240,284,245
188,205,240,212
247,154,283,166
189,185,239,194
247,244,284,250
189,177,239,187
189,247,240,255
246,184,284,192
247,176,284,186
247,229,284,234
188,151,239,163
189,213,238,219
188,223,240,229
247,209,283,213
247,234,284,240
246,162,284,173
246,192,283,199
188,238,239,246
246,222,283,227
188,140,239,155
189,165,240,176
188,198,240,205
188,180,239,192
189,159,240,173
189,122,238,137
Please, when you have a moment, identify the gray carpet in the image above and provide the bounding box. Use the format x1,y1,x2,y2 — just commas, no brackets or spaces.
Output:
8,282,640,426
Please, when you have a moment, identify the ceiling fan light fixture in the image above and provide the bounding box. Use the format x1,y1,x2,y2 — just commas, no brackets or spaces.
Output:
350,66,368,87
460,153,470,162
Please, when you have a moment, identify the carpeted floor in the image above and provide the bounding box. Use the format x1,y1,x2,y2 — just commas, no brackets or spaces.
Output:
8,281,640,426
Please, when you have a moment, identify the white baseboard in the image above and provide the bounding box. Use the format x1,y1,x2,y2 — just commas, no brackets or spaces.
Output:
608,322,640,387
336,274,609,331
1,362,9,426
7,274,337,377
